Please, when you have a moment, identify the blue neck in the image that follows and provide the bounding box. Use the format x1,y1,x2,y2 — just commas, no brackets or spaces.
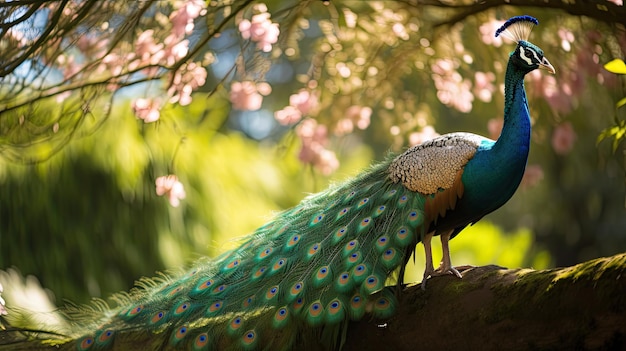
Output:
472,59,531,207
427,59,533,234
493,61,531,160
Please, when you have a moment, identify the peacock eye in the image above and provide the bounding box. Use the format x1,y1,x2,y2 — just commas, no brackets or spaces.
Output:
517,46,542,66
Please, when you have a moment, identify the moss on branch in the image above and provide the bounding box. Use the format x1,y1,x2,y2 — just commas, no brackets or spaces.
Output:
343,254,626,350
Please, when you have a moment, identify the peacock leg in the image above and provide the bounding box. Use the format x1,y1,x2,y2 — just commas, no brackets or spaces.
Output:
420,232,435,290
432,230,462,278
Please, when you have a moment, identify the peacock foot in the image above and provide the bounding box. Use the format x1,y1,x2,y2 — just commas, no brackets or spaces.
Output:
432,264,474,278
421,264,475,289
420,266,435,291
431,265,462,278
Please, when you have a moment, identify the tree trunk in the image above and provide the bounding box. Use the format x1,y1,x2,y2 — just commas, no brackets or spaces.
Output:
344,254,626,350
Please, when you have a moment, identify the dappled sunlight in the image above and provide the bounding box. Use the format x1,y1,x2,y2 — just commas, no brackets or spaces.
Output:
1,0,625,310
0,269,67,332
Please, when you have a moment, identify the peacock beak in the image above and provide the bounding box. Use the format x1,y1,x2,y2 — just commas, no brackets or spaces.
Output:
539,57,555,74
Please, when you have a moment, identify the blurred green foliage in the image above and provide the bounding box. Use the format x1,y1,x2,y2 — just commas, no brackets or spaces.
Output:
1,90,551,304
0,90,374,303
598,59,626,151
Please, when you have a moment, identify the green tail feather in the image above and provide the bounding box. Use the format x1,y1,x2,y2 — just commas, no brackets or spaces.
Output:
1,160,427,351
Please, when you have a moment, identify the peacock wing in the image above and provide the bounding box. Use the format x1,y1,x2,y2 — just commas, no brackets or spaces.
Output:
388,132,487,225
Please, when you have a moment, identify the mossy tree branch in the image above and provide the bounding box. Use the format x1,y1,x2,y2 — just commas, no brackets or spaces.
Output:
342,254,626,350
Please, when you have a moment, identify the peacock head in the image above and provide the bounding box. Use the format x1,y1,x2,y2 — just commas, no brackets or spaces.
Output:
496,15,556,75
511,41,555,74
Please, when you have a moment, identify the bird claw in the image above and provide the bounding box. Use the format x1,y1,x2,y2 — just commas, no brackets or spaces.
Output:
432,265,463,279
434,263,476,278
421,264,474,290
421,268,434,291
452,264,475,273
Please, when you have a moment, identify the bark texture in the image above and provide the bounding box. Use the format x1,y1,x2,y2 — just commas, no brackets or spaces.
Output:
344,253,626,350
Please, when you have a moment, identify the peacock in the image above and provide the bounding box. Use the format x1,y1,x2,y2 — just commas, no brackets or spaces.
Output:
0,15,554,351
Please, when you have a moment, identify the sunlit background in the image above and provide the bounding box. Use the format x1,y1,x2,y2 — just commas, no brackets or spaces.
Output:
1,0,625,310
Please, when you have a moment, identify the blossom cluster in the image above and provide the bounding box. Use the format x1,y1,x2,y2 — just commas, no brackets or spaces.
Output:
130,0,208,122
274,89,319,125
334,105,371,136
431,58,474,113
238,3,280,53
229,81,272,111
478,19,506,47
296,119,339,175
167,62,207,106
155,175,187,207
45,1,209,124
132,98,162,123
473,71,497,103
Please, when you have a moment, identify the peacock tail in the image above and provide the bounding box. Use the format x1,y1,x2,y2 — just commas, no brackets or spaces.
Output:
0,15,555,351
2,162,427,351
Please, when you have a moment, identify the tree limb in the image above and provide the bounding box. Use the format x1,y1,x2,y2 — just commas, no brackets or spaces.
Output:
397,0,626,28
343,253,626,350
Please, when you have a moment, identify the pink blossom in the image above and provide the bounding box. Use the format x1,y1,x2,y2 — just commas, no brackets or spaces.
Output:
431,59,474,112
607,0,623,6
552,122,577,155
297,118,328,144
238,4,279,52
168,62,207,105
575,31,619,89
289,90,318,115
298,142,339,176
132,1,202,73
170,0,206,38
155,175,187,207
98,52,124,76
128,29,165,76
274,106,302,125
229,81,271,111
409,126,439,146
527,71,573,114
134,30,164,65
479,19,505,47
474,71,497,103
296,118,339,175
335,105,372,136
132,98,162,123
334,118,355,135
274,89,318,125
347,105,372,130
163,36,190,66
316,148,340,175
521,164,544,189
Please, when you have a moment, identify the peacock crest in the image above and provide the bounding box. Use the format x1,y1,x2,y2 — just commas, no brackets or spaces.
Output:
495,15,538,42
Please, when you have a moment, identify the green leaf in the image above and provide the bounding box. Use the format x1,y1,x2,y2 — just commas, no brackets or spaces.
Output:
617,96,626,109
604,59,626,74
597,121,626,152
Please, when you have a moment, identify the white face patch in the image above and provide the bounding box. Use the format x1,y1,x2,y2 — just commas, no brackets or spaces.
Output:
519,46,541,66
